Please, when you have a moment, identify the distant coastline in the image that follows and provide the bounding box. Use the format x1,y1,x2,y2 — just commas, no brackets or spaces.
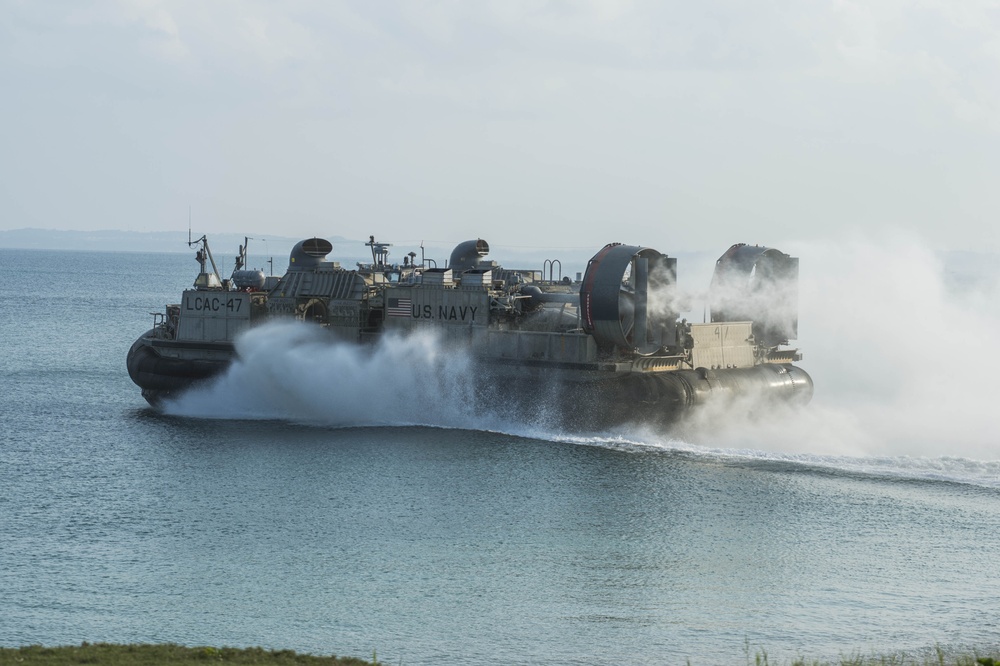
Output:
0,227,613,272
0,228,316,254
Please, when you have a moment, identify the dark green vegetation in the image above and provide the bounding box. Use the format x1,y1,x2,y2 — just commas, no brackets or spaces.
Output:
2,645,999,666
753,653,1000,666
0,644,373,666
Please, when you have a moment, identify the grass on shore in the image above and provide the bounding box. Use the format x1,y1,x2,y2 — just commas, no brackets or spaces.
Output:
0,644,374,666
750,651,999,666
1,643,998,666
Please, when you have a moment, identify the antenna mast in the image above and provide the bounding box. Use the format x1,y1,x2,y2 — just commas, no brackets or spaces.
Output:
186,207,223,289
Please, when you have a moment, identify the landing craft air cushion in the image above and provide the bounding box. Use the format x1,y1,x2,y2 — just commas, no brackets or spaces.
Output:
127,234,813,428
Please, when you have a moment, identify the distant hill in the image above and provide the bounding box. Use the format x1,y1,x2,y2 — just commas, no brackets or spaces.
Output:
0,228,324,254
0,227,599,272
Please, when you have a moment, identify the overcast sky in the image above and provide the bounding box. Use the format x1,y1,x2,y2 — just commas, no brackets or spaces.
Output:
2,0,999,253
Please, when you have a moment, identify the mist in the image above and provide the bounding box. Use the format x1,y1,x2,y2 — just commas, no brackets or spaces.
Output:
662,230,1000,463
797,231,1000,457
164,325,483,429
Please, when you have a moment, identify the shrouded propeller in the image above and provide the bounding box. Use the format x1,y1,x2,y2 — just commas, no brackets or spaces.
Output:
580,243,677,354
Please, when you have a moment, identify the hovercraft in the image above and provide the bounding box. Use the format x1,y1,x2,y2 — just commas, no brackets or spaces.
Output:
127,234,812,428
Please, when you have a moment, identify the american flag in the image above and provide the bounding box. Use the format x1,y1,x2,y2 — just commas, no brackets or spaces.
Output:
387,296,412,317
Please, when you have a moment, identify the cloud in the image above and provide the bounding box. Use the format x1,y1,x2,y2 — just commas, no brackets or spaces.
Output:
111,0,187,62
1,1,999,252
826,0,1000,132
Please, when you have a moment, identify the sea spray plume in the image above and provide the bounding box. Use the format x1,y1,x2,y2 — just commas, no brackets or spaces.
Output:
163,322,484,428
669,231,1000,460
669,379,873,457
792,232,1000,458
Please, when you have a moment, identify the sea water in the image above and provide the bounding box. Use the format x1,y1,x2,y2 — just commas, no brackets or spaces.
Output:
1,246,999,665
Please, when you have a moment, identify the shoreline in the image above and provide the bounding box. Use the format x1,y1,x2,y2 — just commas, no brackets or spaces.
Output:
1,643,997,666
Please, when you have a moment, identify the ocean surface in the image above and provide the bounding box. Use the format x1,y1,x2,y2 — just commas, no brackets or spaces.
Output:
1,245,999,665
